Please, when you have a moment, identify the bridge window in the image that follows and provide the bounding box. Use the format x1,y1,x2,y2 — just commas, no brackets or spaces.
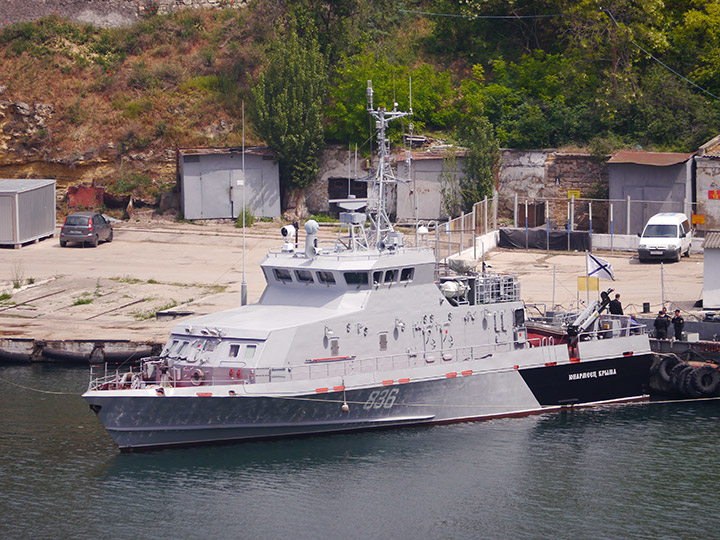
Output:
296,270,314,283
373,271,382,285
317,271,336,284
400,268,414,282
384,269,398,283
344,272,369,286
273,268,292,283
244,344,257,359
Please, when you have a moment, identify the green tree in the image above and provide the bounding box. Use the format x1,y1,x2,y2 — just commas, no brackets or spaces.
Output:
458,115,500,211
251,29,327,196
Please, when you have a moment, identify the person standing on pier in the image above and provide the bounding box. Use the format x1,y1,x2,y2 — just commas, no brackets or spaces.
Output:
654,310,670,339
672,309,685,340
609,293,623,315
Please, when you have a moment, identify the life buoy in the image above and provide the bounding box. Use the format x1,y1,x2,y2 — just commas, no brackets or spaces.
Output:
658,356,681,382
690,365,720,397
190,368,205,386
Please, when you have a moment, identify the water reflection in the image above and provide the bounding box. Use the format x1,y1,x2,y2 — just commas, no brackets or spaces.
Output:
2,366,720,540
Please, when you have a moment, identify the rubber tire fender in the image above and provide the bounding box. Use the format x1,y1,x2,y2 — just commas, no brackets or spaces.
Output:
680,367,701,397
690,365,720,397
658,356,681,382
649,356,662,375
670,363,692,391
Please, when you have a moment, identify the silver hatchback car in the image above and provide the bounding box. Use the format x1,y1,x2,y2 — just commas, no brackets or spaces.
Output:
59,212,113,247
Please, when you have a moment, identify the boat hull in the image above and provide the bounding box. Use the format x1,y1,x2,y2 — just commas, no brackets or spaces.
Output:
84,353,653,451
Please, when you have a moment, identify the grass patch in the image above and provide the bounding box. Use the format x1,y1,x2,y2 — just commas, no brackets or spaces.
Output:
132,299,178,320
111,276,144,284
308,213,338,223
235,206,255,228
0,292,12,302
72,298,94,306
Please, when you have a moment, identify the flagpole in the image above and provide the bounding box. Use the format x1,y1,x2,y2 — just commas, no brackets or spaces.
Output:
585,251,590,307
241,101,247,307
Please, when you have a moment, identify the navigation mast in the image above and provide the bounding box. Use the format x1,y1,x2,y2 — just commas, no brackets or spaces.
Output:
364,80,412,248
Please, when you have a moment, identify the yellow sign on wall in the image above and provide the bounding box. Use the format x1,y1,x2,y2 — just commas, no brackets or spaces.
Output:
577,276,599,291
692,214,705,225
567,190,581,199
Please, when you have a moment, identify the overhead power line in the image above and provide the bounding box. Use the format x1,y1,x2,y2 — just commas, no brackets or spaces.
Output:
399,9,562,19
401,7,720,102
601,8,720,102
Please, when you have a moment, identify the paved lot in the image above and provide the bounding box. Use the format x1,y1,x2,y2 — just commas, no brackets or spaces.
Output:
483,248,704,318
0,218,706,346
1,218,290,342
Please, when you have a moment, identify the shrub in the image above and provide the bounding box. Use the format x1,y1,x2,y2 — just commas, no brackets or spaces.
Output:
235,207,255,228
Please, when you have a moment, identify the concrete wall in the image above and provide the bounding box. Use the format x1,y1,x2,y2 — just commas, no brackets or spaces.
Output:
695,156,720,231
704,248,720,309
309,145,467,221
180,151,279,220
498,150,607,230
608,161,692,235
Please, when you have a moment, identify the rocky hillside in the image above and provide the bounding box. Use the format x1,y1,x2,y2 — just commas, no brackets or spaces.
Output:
0,3,262,213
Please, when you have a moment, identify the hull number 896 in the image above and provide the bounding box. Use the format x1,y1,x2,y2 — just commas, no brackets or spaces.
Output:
363,388,399,410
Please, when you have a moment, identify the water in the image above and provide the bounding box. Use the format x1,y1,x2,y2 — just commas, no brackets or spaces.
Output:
1,365,719,540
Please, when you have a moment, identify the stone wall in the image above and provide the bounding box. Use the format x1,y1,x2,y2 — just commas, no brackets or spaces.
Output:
499,149,608,231
0,0,245,28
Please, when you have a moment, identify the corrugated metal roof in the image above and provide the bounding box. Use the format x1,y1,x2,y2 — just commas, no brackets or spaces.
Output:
608,150,695,166
0,179,55,193
178,146,275,157
699,134,720,158
702,231,720,249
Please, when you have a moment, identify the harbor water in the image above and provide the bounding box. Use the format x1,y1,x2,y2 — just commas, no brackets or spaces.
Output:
1,364,719,540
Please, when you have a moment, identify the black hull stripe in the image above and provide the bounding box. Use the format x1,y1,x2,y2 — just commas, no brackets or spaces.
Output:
519,353,653,406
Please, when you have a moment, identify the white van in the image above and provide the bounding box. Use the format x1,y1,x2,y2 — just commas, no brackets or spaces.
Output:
638,212,692,262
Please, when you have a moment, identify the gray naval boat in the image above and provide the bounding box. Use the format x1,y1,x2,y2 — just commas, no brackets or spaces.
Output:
84,89,654,451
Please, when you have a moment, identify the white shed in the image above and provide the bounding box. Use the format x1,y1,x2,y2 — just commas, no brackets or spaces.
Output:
703,232,720,309
0,179,56,248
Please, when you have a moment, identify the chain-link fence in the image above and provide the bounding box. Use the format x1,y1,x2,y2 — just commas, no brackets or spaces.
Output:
429,195,498,260
497,194,691,236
